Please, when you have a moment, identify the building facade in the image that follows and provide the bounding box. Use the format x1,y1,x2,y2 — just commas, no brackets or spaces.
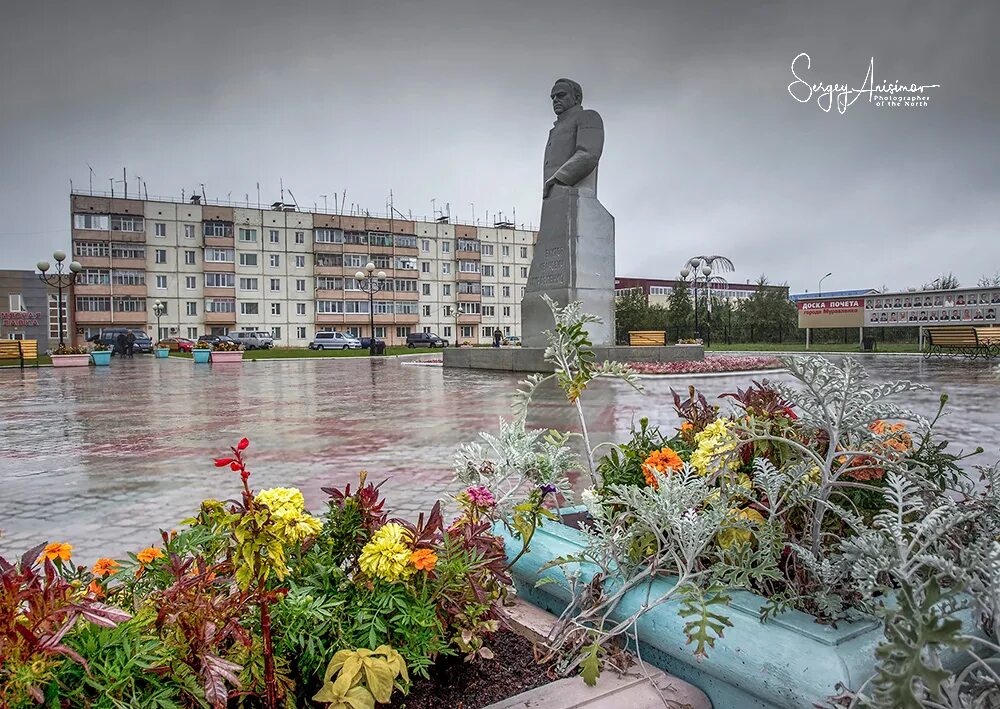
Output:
68,194,536,347
0,269,64,347
614,276,787,306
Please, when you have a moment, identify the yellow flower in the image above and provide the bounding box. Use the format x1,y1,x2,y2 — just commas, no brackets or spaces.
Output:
38,542,73,563
255,487,323,544
690,419,740,477
359,523,415,582
716,507,766,549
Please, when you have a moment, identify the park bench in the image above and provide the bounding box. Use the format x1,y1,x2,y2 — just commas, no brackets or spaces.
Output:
0,339,39,368
923,326,997,360
629,330,666,347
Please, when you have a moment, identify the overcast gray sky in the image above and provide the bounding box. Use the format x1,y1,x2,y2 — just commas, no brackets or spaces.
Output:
0,0,996,293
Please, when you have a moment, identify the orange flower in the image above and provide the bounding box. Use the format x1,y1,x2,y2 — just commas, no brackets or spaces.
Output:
91,558,120,578
88,579,104,598
680,422,694,434
409,548,438,571
38,542,73,563
643,447,685,489
136,547,164,564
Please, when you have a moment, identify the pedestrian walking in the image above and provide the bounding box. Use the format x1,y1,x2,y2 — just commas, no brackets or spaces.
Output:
126,331,136,358
493,327,503,348
116,332,128,358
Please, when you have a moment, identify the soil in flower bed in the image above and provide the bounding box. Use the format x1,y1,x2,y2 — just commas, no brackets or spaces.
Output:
388,628,555,709
626,354,782,375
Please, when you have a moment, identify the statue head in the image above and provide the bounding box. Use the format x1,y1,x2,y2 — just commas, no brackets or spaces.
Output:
551,78,583,116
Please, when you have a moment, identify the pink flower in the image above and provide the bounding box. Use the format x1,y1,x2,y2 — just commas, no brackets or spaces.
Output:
624,355,782,376
466,485,496,508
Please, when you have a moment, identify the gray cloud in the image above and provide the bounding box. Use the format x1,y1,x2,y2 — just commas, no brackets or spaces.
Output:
1,0,996,293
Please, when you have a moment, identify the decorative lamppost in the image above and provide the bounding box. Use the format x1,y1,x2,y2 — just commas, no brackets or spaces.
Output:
153,300,166,342
36,250,81,348
355,262,387,355
680,255,734,346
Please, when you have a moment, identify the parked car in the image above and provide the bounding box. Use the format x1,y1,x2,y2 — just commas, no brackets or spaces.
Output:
89,328,154,353
157,337,195,353
406,332,449,348
504,336,522,346
197,335,237,348
309,331,362,350
230,331,275,350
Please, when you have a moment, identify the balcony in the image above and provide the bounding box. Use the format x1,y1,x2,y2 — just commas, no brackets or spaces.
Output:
314,242,342,253
109,231,146,243
457,292,482,303
315,289,345,299
456,249,481,261
74,311,147,325
111,311,148,325
204,235,235,248
204,287,236,298
457,313,482,325
458,271,482,282
315,313,346,325
74,284,113,296
315,264,342,276
204,262,235,273
110,258,147,270
205,311,237,325
74,255,110,268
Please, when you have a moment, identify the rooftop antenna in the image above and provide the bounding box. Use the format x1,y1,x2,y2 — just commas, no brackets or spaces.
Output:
280,178,284,204
143,181,148,200
342,189,347,214
334,193,338,213
287,188,299,210
135,174,142,198
470,202,475,225
69,178,73,193
123,167,128,199
85,163,94,192
244,193,249,204
227,191,232,202
182,188,185,202
256,182,260,209
200,183,206,202
109,177,114,198
431,198,437,219
320,194,328,211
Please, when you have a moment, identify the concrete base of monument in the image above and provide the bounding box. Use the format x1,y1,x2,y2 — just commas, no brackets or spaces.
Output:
442,344,705,373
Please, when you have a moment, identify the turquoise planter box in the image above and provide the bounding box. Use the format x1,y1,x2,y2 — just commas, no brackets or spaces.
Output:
496,508,978,709
155,348,170,359
192,349,211,363
90,350,112,366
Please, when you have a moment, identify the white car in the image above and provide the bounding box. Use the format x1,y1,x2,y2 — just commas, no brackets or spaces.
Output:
309,331,362,350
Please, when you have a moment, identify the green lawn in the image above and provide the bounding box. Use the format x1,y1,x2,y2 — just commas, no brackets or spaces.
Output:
169,346,441,360
0,355,52,367
706,342,920,353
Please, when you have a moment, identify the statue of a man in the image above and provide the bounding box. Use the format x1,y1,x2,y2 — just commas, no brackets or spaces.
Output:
542,78,605,199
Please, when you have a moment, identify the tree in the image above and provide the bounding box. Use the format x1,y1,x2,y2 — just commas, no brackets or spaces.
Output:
922,272,960,290
666,281,693,339
978,272,1000,288
614,289,669,344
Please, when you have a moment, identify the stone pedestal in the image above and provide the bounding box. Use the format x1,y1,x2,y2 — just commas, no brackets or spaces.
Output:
520,186,615,347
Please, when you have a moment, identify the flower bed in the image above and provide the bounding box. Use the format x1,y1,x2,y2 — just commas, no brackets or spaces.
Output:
624,354,782,375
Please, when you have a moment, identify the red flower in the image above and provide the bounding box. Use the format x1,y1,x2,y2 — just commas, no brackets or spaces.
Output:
214,457,234,467
238,437,250,451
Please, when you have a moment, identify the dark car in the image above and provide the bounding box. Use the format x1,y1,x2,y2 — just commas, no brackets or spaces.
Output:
406,332,449,348
359,337,386,349
90,328,154,353
197,334,236,347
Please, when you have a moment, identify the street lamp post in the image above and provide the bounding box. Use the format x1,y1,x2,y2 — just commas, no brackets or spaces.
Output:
36,250,81,348
680,256,733,346
818,272,833,299
153,300,166,342
355,262,387,356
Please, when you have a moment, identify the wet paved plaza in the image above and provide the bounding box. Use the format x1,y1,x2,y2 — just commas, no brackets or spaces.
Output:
2,353,999,563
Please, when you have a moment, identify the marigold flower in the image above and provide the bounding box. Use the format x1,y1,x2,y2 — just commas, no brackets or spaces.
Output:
255,487,323,544
38,542,73,563
690,419,740,477
642,447,684,489
137,547,164,564
410,548,438,571
91,558,120,577
359,523,415,582
87,579,104,598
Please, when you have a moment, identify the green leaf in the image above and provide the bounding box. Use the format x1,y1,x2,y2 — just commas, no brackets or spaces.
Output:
580,642,601,687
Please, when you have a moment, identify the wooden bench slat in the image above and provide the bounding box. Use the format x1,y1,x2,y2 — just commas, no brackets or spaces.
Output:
629,330,666,347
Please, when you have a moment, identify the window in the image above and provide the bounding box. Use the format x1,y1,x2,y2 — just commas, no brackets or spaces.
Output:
520,266,528,278
75,296,111,312
421,239,430,252
113,270,145,286
374,301,394,315
443,326,452,337
241,302,259,315
344,301,370,314
205,273,234,288
155,223,166,237
443,305,452,317
238,228,257,242
114,297,146,312
206,298,236,313
442,262,451,275
112,244,145,259
80,269,109,285
503,306,511,316
504,326,511,335
442,284,451,296
316,300,344,314
520,246,529,258
184,250,197,265
461,326,473,338
502,286,511,298
374,326,386,338
155,249,167,264
393,279,418,293
186,301,198,316
111,215,144,232
205,248,234,263
75,241,110,257
482,285,495,297
502,266,510,278
344,277,361,291
482,327,493,338
155,275,167,289
270,229,280,243
272,326,281,339
459,302,481,315
343,254,365,268
483,305,495,316
344,231,368,245
269,254,280,267
315,228,343,244
422,283,431,296
187,327,198,339
296,326,306,339
395,326,411,338
270,278,281,292
458,282,481,294
295,255,305,268
203,221,233,237
396,235,417,248
441,241,451,253
422,305,431,316
347,326,361,337
74,214,109,230
184,224,195,239
394,257,416,270
369,232,393,247
296,303,306,315
482,244,494,256
457,238,479,252
296,279,306,292
520,286,525,297
8,294,23,311
397,301,418,315
482,265,494,277
316,276,341,290
271,303,281,315
295,231,304,244
502,245,510,257
239,253,258,266
459,261,481,273
421,261,431,273
239,277,258,291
